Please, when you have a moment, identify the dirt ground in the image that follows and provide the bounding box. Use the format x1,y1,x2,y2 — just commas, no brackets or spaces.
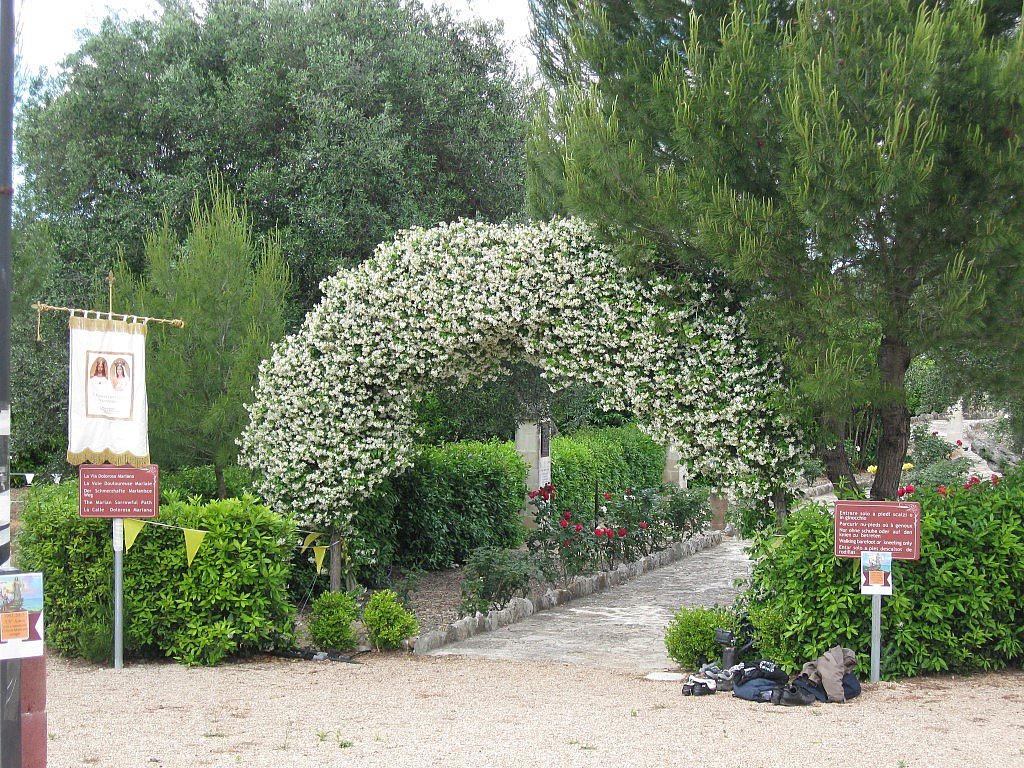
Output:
42,653,1024,768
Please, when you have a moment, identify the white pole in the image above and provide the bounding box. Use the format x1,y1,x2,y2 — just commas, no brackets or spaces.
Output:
870,593,881,682
112,519,124,669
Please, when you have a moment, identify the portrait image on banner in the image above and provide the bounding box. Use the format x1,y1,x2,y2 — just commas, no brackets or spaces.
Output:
67,316,150,466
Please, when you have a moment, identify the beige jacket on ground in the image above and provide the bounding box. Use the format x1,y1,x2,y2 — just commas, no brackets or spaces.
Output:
800,646,857,703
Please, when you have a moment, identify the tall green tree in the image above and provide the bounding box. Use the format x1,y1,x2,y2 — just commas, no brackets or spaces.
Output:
17,0,527,306
119,180,290,498
529,0,1024,499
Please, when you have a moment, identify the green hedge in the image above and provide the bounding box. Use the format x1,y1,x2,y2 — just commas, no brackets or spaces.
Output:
159,465,258,502
745,471,1024,677
391,441,527,569
16,483,296,665
551,426,665,512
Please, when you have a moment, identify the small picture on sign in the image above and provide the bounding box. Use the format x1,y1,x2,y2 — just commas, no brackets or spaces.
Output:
0,573,43,613
861,551,893,595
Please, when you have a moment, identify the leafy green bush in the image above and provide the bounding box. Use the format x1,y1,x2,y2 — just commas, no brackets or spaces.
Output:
905,425,971,489
460,546,536,615
17,483,297,665
745,472,1024,677
551,426,665,512
362,589,419,650
664,606,736,670
159,465,257,502
308,591,360,652
392,441,527,569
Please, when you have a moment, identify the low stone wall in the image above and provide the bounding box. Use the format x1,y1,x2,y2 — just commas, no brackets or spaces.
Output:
410,530,724,654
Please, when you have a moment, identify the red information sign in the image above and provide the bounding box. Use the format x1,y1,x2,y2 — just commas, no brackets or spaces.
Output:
79,465,160,518
834,501,920,560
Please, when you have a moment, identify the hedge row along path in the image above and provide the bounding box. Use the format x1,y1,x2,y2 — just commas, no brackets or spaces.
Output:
427,536,752,674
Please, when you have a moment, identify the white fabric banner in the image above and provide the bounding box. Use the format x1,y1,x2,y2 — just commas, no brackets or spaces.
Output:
67,317,150,466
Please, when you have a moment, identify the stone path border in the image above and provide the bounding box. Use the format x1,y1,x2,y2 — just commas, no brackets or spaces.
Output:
411,531,723,654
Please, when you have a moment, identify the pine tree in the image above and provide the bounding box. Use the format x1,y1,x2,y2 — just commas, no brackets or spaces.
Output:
529,0,1024,499
119,179,291,498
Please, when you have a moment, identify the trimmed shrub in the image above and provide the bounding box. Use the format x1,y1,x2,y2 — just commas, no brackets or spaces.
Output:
16,483,296,666
159,464,257,502
362,589,418,650
664,606,737,670
308,591,360,652
392,441,527,568
745,471,1024,677
460,546,536,615
551,426,665,512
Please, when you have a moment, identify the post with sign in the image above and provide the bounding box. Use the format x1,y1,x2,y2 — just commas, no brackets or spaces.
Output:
79,465,159,669
834,500,921,682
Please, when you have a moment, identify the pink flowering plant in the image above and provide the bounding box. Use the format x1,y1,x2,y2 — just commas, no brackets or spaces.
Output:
526,483,710,585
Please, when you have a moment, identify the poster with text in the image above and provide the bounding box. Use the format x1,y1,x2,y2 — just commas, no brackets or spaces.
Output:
861,551,893,595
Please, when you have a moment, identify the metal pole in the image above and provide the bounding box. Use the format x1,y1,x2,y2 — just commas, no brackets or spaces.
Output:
870,593,882,682
0,0,20,764
113,519,124,669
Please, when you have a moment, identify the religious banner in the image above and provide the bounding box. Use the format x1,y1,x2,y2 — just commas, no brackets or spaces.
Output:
67,316,150,466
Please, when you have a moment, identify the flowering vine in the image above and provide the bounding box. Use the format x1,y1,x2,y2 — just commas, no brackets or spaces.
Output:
240,218,801,530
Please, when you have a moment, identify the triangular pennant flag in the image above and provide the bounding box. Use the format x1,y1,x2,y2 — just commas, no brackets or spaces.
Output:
300,532,322,554
312,545,328,574
123,518,147,552
183,528,208,566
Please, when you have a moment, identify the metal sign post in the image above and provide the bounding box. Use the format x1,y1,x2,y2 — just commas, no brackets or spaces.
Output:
113,519,124,669
835,502,919,683
79,465,159,669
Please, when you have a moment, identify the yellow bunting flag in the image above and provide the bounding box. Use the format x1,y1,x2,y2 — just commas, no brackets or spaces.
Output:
122,518,147,552
300,532,322,554
312,545,328,574
183,528,208,566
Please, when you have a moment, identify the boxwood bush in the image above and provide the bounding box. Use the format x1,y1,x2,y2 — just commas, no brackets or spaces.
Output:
16,482,296,666
551,426,665,512
744,470,1024,677
664,606,737,670
391,441,527,569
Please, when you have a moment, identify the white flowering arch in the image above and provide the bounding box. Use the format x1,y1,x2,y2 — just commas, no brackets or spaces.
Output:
240,218,799,529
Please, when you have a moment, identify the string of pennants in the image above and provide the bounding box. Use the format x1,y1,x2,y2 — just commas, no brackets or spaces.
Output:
121,520,330,571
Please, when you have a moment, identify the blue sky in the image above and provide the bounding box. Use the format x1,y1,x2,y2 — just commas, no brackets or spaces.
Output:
18,0,535,76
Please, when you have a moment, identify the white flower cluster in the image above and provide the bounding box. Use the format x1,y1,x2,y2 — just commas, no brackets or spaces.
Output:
239,218,801,529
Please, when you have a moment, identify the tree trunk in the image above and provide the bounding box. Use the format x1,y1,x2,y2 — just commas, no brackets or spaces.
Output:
871,333,912,500
822,443,860,494
772,488,788,531
215,464,227,500
329,530,342,593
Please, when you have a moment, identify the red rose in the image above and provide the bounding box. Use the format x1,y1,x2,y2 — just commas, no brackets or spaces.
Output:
956,439,963,446
528,490,538,499
896,487,906,498
905,484,915,494
625,489,632,495
640,521,648,530
937,485,946,496
559,518,568,528
595,529,604,537
619,528,627,537
606,529,615,538
932,431,938,435
603,492,612,500
563,540,570,548
563,510,572,520
575,523,583,532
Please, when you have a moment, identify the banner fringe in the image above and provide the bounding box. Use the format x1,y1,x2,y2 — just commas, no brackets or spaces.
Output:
67,449,151,467
68,316,149,335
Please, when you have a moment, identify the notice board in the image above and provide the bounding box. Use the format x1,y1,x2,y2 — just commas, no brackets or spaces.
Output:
79,464,160,518
834,501,920,560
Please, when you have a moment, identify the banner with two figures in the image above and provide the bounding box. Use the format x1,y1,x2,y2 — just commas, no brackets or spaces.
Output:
66,316,150,466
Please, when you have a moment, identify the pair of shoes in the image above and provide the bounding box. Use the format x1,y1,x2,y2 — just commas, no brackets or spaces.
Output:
682,675,717,696
779,684,816,706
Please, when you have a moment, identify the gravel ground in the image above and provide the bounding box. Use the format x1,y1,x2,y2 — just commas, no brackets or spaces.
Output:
45,654,1024,767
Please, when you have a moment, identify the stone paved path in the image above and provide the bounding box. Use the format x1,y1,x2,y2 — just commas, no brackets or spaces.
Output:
427,537,751,675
